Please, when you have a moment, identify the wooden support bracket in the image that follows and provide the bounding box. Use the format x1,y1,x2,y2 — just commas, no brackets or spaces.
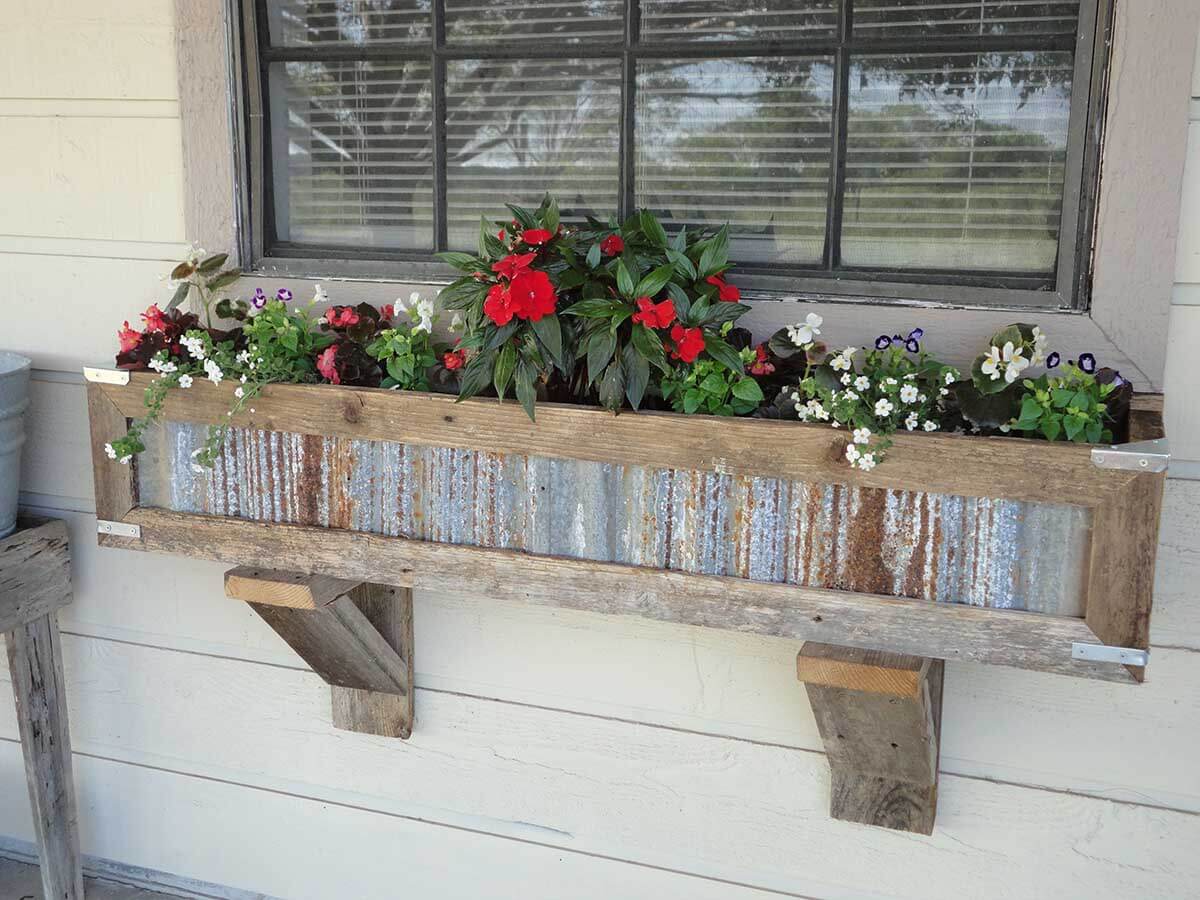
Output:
797,642,944,835
224,567,414,738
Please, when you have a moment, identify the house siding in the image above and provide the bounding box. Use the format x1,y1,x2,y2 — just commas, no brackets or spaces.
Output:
2,4,1199,898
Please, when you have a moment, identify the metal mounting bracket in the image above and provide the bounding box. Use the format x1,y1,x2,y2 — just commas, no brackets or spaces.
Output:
82,367,130,386
97,520,140,539
1071,642,1150,667
1090,437,1170,473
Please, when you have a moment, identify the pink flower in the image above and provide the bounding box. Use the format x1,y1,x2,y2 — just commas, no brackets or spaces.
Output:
316,345,340,384
749,344,775,376
117,321,142,353
380,304,394,322
443,350,465,371
325,306,360,328
141,304,168,333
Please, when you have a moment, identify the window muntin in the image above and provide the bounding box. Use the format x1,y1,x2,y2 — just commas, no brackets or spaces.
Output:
247,0,1100,304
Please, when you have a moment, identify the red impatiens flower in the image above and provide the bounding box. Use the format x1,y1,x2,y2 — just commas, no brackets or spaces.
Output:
706,274,741,303
379,304,394,322
141,304,168,333
443,349,466,371
600,234,624,256
483,283,517,326
326,306,360,328
749,343,775,376
509,269,557,321
520,228,553,246
491,252,538,280
117,321,142,353
669,325,705,364
631,296,676,329
316,345,340,384
498,228,506,241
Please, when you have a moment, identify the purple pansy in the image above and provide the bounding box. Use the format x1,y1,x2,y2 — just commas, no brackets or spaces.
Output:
1078,352,1096,374
875,335,892,350
904,328,923,353
276,288,293,302
1046,351,1061,368
251,287,268,309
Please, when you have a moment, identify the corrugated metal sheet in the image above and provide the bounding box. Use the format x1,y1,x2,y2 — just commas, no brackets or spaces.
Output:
139,422,1090,616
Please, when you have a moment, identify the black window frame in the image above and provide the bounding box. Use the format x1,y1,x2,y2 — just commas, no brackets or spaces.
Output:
233,0,1113,309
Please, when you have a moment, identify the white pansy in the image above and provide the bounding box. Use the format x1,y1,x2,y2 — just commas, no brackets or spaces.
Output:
853,375,870,391
857,453,877,472
899,384,919,404
1030,326,1049,365
178,374,193,389
845,444,861,464
923,420,939,432
980,345,1004,381
1002,341,1029,383
840,372,853,386
852,427,871,445
874,398,894,417
104,443,117,460
843,389,858,401
314,284,329,305
412,298,436,334
905,412,918,431
830,353,851,372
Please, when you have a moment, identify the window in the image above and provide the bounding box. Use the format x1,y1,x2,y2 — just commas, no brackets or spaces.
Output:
239,1,1108,306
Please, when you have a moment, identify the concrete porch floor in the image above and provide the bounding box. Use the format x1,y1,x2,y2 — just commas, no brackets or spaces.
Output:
0,856,179,900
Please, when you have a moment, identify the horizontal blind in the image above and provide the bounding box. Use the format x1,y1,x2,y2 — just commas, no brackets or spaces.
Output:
640,1,839,42
840,51,1073,273
636,58,834,265
852,0,1081,39
269,60,435,249
444,58,622,248
444,0,624,44
266,0,432,47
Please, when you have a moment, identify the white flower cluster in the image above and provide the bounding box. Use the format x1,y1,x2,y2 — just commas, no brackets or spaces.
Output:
148,355,177,375
181,335,207,360
786,313,823,348
104,442,131,465
1030,326,1049,366
790,393,830,422
844,444,877,471
398,291,435,334
980,340,1031,384
829,346,856,372
203,358,224,385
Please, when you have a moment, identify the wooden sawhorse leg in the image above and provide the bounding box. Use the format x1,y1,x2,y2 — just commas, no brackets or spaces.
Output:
7,611,83,899
224,567,414,738
797,642,944,835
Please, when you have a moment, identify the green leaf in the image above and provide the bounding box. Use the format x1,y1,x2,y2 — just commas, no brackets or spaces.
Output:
970,354,1008,395
514,358,537,421
165,280,191,312
731,378,764,403
671,226,687,253
1086,420,1103,444
479,216,504,258
196,253,227,274
664,282,691,320
170,261,195,280
1020,396,1043,421
699,372,726,395
587,329,617,384
954,381,1020,429
696,225,729,277
205,269,242,290
1051,388,1074,408
623,343,649,410
561,299,625,319
700,301,750,327
1063,415,1085,442
634,263,675,300
683,388,704,415
630,322,669,374
586,242,602,269
542,194,560,233
666,249,696,281
1040,415,1063,441
493,343,517,400
530,314,563,370
616,259,635,297
506,203,538,231
598,359,625,411
436,251,485,273
703,334,744,375
457,350,496,401
640,210,669,248
485,321,518,351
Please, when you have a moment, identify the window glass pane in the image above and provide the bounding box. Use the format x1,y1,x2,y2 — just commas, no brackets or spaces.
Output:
636,57,834,265
269,60,435,249
266,0,431,47
841,52,1073,273
640,1,839,42
853,0,1081,38
445,58,621,249
445,0,624,45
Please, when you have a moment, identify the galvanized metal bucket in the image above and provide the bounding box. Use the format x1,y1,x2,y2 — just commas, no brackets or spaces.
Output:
0,351,32,538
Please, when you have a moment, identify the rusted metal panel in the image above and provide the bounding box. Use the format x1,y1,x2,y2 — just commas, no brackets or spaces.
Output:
139,423,1090,616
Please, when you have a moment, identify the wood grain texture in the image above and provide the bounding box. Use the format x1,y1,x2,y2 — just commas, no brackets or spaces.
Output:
331,584,414,739
5,613,83,900
801,642,943,834
0,517,72,634
100,376,1144,506
1086,472,1167,681
225,566,360,610
104,508,1135,683
86,383,136,523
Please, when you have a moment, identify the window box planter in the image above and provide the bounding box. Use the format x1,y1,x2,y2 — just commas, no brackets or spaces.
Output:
85,369,1167,685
